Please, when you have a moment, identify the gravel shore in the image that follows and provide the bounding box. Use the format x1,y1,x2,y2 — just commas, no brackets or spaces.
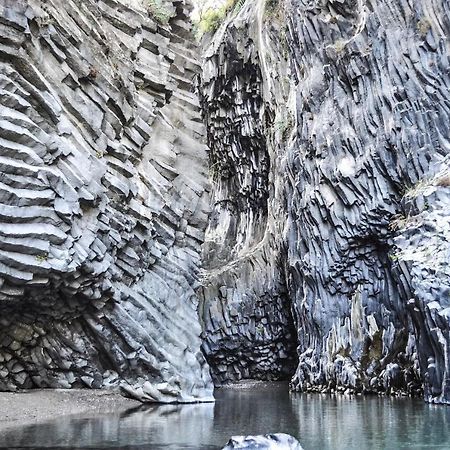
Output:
0,389,139,433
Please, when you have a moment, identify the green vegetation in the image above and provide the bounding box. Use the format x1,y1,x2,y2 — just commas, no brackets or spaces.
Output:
389,213,409,232
417,17,431,37
333,39,348,54
265,0,278,9
146,0,172,25
198,0,245,34
264,0,281,19
209,160,221,182
35,253,49,263
404,178,429,199
275,112,294,140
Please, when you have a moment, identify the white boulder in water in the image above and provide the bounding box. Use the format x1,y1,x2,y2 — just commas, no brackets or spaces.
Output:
222,433,303,449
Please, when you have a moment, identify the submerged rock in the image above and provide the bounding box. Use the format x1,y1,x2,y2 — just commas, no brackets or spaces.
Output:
222,433,303,450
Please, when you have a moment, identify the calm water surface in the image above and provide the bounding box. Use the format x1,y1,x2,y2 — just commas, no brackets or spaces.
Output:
1,384,450,449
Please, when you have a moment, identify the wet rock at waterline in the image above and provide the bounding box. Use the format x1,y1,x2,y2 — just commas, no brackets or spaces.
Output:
0,0,213,403
222,433,303,450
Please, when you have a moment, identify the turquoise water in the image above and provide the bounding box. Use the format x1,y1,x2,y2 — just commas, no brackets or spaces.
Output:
1,384,450,449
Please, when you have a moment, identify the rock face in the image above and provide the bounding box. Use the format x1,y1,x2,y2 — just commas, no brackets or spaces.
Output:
394,162,450,404
200,0,450,402
2,0,450,407
0,0,213,403
222,433,303,450
199,1,299,385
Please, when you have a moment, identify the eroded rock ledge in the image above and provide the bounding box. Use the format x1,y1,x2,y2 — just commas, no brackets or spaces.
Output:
0,0,213,403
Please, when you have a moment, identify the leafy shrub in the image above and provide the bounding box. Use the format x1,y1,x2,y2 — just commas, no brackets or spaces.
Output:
146,0,172,25
198,0,245,34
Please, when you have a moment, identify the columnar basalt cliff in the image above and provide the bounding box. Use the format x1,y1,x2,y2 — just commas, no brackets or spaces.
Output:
200,0,450,403
1,0,450,406
199,1,299,384
0,0,213,403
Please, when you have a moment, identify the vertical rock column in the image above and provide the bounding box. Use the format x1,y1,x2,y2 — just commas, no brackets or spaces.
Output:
201,0,450,402
286,0,448,396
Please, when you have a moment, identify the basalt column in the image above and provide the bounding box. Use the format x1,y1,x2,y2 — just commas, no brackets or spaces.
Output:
200,0,450,403
286,0,449,400
0,0,213,403
199,1,298,385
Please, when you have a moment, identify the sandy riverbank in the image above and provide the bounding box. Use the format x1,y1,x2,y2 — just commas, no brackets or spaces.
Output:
0,389,139,433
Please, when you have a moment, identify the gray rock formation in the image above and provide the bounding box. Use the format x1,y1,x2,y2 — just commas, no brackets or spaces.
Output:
2,0,450,407
222,433,303,450
0,0,213,403
199,0,299,385
394,160,450,404
200,0,450,402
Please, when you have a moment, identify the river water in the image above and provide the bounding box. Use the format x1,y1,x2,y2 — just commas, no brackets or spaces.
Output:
1,383,449,449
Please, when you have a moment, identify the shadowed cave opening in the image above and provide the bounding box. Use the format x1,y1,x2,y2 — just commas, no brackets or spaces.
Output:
200,287,299,386
0,294,122,390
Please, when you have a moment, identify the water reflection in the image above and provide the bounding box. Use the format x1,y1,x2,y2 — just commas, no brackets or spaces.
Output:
0,403,216,449
289,393,450,449
1,384,450,449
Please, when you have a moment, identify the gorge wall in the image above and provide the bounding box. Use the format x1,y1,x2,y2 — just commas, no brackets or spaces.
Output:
0,0,213,403
1,0,450,406
200,0,450,403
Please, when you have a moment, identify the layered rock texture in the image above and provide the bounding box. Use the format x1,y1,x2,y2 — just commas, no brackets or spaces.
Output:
199,1,299,384
0,0,213,402
200,0,450,403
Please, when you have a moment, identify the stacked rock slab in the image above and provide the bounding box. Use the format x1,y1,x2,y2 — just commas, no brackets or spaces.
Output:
0,0,213,402
201,0,450,402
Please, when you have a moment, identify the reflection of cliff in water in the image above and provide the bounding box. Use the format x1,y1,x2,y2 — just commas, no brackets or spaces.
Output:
0,403,216,449
0,384,298,449
1,384,450,449
289,394,450,449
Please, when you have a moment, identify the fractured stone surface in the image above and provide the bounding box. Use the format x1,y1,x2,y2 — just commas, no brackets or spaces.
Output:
2,0,450,407
199,1,299,385
200,0,450,402
0,0,213,403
